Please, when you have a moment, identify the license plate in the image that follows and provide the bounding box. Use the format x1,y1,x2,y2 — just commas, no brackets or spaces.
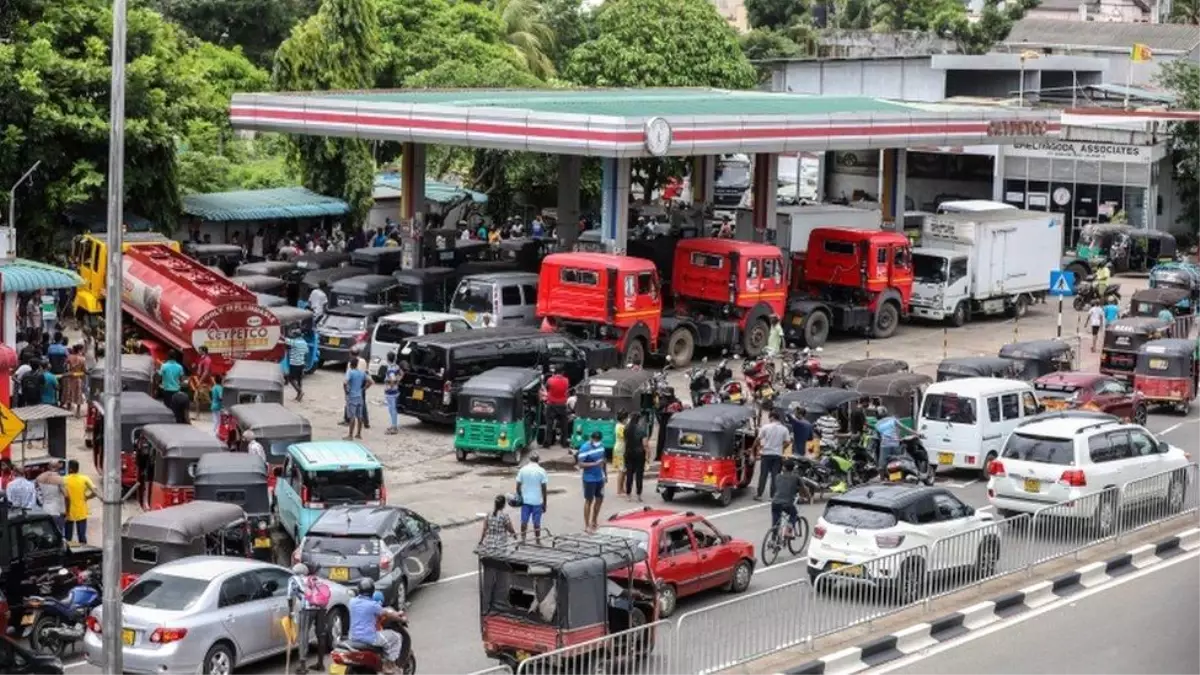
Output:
729,393,742,402
328,337,341,346
329,664,347,675
830,562,863,577
703,475,717,485
412,389,424,401
888,471,902,482
938,452,954,465
254,537,271,548
122,629,135,646
498,438,509,448
516,650,531,662
21,614,34,626
1024,478,1040,493
791,316,804,326
466,311,477,322
328,567,350,581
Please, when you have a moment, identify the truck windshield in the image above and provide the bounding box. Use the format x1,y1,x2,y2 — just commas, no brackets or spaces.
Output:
452,281,493,312
912,254,947,283
715,163,751,188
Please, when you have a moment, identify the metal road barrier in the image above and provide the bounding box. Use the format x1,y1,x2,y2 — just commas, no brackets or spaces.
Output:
1173,315,1195,338
808,547,932,640
1116,463,1200,540
469,666,514,675
1028,487,1122,564
515,620,677,675
674,579,812,674
925,513,1033,601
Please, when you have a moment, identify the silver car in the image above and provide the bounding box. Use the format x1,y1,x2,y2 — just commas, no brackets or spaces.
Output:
83,556,351,675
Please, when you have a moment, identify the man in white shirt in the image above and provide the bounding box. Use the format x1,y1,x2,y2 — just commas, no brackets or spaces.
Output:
1087,300,1105,352
6,467,38,510
308,282,329,320
244,430,266,461
251,229,266,260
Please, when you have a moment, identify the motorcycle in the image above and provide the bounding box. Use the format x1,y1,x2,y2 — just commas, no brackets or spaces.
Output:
686,359,719,407
24,567,102,657
883,435,934,486
829,436,879,488
1072,276,1122,311
711,358,744,404
742,356,777,410
793,454,837,501
330,613,416,675
791,347,828,389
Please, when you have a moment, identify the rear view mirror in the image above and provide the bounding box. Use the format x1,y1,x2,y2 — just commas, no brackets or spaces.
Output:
1158,440,1170,454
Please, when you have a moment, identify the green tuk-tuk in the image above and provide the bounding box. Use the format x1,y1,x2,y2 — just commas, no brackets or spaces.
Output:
853,373,933,428
454,367,543,464
392,267,458,312
570,369,657,452
1063,224,1177,279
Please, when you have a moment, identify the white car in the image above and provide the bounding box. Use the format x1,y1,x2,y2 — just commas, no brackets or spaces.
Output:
807,484,999,602
987,412,1192,534
369,311,471,380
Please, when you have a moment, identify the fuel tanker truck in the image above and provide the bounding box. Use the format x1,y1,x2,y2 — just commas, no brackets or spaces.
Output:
119,243,284,373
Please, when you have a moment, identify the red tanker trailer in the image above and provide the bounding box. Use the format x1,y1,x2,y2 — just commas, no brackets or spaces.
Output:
121,244,284,373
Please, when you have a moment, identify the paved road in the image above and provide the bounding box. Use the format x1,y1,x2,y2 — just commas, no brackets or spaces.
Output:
883,549,1200,675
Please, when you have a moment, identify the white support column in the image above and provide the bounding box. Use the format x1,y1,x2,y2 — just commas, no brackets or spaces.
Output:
2,292,14,347
557,155,582,246
600,157,632,253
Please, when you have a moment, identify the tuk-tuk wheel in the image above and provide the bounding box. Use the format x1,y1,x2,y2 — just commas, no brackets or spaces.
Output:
716,487,733,507
661,487,676,502
455,449,468,462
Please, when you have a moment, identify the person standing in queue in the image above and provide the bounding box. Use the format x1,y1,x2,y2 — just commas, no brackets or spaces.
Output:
284,329,309,402
383,352,402,435
308,281,329,322
515,451,548,542
578,431,607,533
1087,299,1105,352
157,351,184,405
341,348,371,429
753,410,790,501
344,362,370,440
63,460,97,544
623,413,649,502
542,366,570,447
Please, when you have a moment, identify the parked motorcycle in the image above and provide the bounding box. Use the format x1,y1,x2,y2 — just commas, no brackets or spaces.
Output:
1073,277,1122,311
330,613,416,675
791,347,829,389
829,437,879,488
24,567,102,657
883,435,934,486
686,359,719,407
742,356,777,410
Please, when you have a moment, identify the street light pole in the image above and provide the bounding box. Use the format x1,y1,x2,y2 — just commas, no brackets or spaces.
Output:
6,161,41,257
101,0,129,669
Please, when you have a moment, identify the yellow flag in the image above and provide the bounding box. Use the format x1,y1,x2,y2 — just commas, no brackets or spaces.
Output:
1131,43,1153,62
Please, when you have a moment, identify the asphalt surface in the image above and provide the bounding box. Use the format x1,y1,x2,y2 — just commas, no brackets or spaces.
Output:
884,549,1200,675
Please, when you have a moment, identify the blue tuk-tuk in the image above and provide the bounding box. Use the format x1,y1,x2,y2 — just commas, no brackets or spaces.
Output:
268,306,321,373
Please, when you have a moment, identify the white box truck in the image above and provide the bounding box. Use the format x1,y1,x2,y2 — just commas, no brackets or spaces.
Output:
910,209,1063,326
775,204,883,253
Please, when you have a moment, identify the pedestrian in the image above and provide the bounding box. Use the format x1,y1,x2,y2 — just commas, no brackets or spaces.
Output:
20,359,45,409
63,460,97,545
82,329,97,399
477,494,516,552
47,333,68,375
287,563,331,674
308,281,329,321
169,389,191,424
578,431,607,533
210,374,224,435
623,414,648,502
251,228,266,261
766,315,784,364
515,452,548,542
1087,299,1105,352
5,465,38,510
64,344,86,417
383,352,401,434
40,360,60,407
341,348,370,428
36,460,66,534
1157,305,1175,324
753,410,791,501
157,350,184,404
194,345,213,385
542,366,570,446
39,289,57,336
786,405,814,457
849,397,870,438
874,406,916,476
284,329,310,402
613,412,628,497
814,408,841,452
345,361,370,440
244,430,266,461
1103,296,1120,325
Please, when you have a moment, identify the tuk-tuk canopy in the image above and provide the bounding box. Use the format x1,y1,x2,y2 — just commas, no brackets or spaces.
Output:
232,274,287,294
141,423,227,457
831,359,909,388
330,274,399,296
1104,317,1173,345
351,247,405,265
776,388,860,419
1150,263,1200,289
393,267,457,285
236,260,296,278
186,243,244,258
268,305,315,332
225,360,286,394
121,501,247,546
854,373,933,398
999,339,1075,360
257,293,288,308
1130,287,1190,312
936,356,1020,382
89,353,155,387
120,392,176,425
193,452,269,487
580,369,656,398
460,367,542,397
294,251,351,272
229,402,312,437
1137,338,1197,375
667,403,755,433
301,265,368,288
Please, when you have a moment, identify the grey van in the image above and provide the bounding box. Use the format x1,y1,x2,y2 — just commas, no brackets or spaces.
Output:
449,272,539,328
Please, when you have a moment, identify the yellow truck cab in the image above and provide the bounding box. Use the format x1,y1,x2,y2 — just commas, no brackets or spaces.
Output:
71,231,178,318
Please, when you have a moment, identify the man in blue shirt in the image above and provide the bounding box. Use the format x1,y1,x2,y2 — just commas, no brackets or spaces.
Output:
515,452,548,542
285,329,310,402
786,405,814,456
348,579,405,674
874,406,916,476
1103,298,1120,325
577,431,607,533
345,363,371,440
158,352,184,404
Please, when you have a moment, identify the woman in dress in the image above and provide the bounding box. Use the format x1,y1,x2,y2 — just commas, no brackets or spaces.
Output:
63,344,86,417
477,494,516,554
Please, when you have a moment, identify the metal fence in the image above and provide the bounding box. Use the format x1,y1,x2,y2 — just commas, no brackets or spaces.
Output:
1116,463,1200,540
675,579,810,674
925,513,1033,601
808,546,932,639
469,666,514,675
515,620,678,675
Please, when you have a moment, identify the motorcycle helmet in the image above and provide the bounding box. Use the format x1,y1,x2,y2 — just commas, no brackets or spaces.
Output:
373,591,385,604
358,578,376,595
875,405,890,418
506,492,524,508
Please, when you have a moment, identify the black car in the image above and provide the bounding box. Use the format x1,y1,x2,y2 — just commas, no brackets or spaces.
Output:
299,506,442,609
316,304,399,366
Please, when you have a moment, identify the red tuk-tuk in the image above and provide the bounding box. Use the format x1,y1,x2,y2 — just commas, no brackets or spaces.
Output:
84,354,156,454
140,424,226,509
90,392,175,489
657,403,757,506
1133,338,1198,414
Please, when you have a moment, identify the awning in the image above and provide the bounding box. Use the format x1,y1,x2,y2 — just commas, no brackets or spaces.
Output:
182,187,350,222
373,173,488,205
0,259,83,293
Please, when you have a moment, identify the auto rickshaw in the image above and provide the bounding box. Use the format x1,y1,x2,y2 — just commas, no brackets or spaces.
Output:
1129,287,1193,328
184,243,244,276
1065,224,1177,278
776,388,861,425
495,238,551,272
1149,262,1200,307
119,501,251,588
574,229,605,253
192,453,275,561
224,403,313,483
296,265,368,309
267,305,320,374
1101,317,1173,379
455,239,493,267
140,423,227,510
478,533,658,672
351,246,406,276
329,274,403,308
232,273,288,297
85,353,156,448
392,267,458,312
1133,338,1198,413
853,373,933,428
291,250,350,276
89,392,175,489
998,339,1077,380
658,403,757,506
830,358,910,389
222,359,286,406
454,367,543,464
256,293,288,308
935,356,1021,382
236,260,297,279
570,369,657,453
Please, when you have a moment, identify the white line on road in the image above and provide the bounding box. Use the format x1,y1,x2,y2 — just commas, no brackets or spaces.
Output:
943,479,979,489
430,570,480,586
64,659,87,670
1161,417,1200,436
867,548,1200,674
976,505,993,512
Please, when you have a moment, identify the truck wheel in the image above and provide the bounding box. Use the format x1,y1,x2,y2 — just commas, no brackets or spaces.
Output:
1067,263,1089,286
948,301,968,328
872,303,900,339
623,339,646,368
666,328,695,368
1007,295,1030,318
743,319,769,357
803,312,830,348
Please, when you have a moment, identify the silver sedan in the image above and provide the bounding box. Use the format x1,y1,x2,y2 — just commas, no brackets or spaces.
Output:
83,556,350,675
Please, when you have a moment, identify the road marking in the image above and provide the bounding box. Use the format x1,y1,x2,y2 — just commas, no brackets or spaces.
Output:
943,479,979,489
867,548,1200,674
1161,417,1200,436
976,505,993,512
430,570,480,586
65,660,87,670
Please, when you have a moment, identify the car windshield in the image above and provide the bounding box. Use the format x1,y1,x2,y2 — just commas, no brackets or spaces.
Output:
912,254,947,283
1034,384,1079,401
303,535,380,557
595,526,651,551
822,503,898,529
1002,433,1076,465
123,574,208,611
375,321,419,345
305,469,383,503
452,281,493,312
921,393,977,424
322,315,366,332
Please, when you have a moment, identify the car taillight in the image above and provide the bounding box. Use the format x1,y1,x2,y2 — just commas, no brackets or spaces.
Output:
987,460,1006,477
380,555,391,571
813,525,826,539
704,465,714,476
1060,469,1087,487
150,627,188,644
875,533,905,548
87,616,101,634
887,462,901,471
662,460,671,471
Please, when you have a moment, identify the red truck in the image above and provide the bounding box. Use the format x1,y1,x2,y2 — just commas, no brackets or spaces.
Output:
536,252,662,366
661,238,788,366
784,228,913,348
121,243,285,373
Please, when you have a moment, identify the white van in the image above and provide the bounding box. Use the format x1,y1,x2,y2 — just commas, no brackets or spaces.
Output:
449,272,540,329
369,311,471,380
918,378,1042,474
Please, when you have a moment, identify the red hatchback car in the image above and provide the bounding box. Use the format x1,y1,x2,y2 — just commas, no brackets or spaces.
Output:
1032,371,1148,424
597,507,755,618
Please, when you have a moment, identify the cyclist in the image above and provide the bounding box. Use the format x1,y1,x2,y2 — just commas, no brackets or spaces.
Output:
770,458,803,531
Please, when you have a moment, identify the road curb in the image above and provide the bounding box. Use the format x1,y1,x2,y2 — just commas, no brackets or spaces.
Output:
780,527,1200,675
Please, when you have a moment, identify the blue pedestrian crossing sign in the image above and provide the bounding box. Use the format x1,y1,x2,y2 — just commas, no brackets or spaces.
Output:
1049,270,1076,297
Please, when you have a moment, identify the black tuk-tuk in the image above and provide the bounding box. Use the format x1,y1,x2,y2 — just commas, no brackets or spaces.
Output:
1064,224,1178,278
226,402,313,476
455,239,492,267
853,373,932,428
830,359,910,389
120,501,251,588
257,293,289,308
140,423,228,510
657,403,757,506
85,354,157,455
236,260,297,279
1149,263,1200,307
392,267,458,312
1101,317,1173,379
329,274,403,308
454,367,544,464
290,251,351,278
89,391,175,489
351,247,406,276
233,274,288,296
495,238,551,272
570,369,657,454
936,356,1021,382
185,243,244,276
193,453,274,561
222,360,286,406
298,266,369,309
999,339,1076,380
776,388,860,426
404,227,458,269
1129,287,1192,322
574,229,605,253
1133,338,1198,413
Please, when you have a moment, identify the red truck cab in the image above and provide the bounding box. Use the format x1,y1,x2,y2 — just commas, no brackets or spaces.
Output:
536,252,662,366
663,238,787,366
785,228,913,348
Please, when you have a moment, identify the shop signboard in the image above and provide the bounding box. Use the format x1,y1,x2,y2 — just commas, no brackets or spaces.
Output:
1007,141,1153,163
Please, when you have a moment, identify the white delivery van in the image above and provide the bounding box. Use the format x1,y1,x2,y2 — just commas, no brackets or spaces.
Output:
918,378,1042,474
369,311,471,381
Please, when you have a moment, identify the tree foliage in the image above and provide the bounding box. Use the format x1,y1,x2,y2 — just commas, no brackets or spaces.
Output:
1169,0,1200,23
273,0,380,227
1158,59,1200,234
740,28,808,83
537,0,592,73
490,0,558,80
152,0,319,67
948,0,1038,54
745,0,811,30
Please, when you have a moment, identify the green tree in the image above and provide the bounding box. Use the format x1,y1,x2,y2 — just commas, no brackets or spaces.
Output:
868,0,965,32
1158,59,1200,234
152,0,319,67
537,0,590,72
740,28,807,82
490,0,558,79
1168,0,1200,23
745,0,811,29
948,0,1039,54
273,0,381,227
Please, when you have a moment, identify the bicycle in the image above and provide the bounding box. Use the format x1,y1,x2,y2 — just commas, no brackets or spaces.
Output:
761,506,810,567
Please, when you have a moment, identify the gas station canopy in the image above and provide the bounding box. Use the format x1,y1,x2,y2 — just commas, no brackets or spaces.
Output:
230,87,1062,157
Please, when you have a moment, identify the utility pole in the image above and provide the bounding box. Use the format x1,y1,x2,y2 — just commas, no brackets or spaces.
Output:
100,0,128,669
6,161,41,257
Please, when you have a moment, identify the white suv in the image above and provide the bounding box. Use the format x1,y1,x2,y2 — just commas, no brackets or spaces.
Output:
987,412,1192,534
807,484,999,602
